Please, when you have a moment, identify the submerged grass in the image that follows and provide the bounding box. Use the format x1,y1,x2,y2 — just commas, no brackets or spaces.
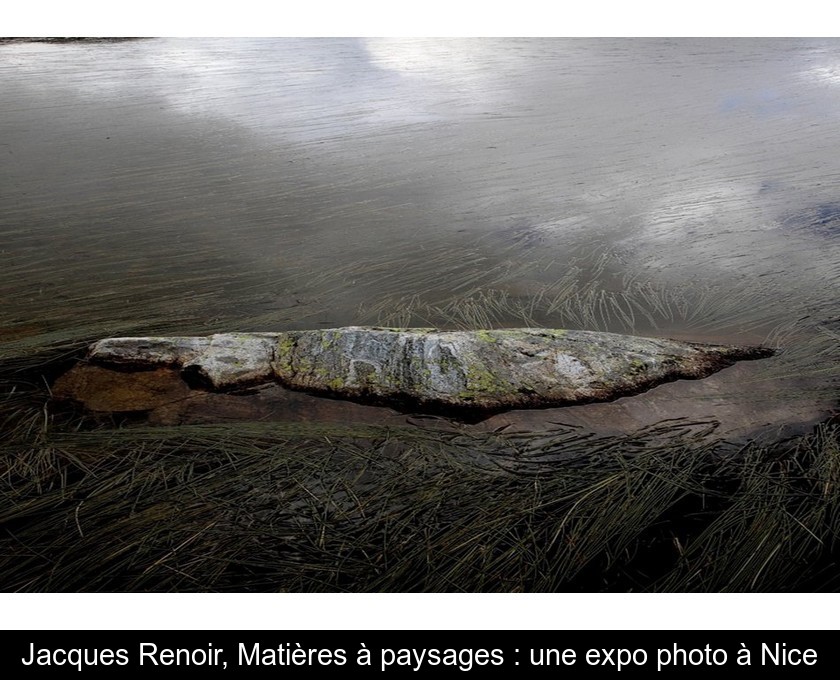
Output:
1,233,837,592
1,357,839,592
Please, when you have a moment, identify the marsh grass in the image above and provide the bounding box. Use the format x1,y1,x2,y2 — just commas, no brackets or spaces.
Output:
4,37,840,594
1,239,837,592
1,346,839,593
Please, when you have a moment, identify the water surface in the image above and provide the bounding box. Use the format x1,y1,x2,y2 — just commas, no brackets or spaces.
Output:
1,38,838,437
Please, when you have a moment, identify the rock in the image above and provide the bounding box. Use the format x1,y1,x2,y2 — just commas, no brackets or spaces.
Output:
182,333,278,389
64,327,775,414
90,336,210,367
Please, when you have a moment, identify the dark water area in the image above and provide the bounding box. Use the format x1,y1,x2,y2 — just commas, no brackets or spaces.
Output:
1,38,838,438
783,201,840,237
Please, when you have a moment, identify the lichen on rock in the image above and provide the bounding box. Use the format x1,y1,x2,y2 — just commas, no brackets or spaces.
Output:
271,327,774,410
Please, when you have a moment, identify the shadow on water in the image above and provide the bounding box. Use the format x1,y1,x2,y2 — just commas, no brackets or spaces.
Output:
782,202,840,237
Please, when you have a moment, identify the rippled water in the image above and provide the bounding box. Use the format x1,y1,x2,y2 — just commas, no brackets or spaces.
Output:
1,38,838,437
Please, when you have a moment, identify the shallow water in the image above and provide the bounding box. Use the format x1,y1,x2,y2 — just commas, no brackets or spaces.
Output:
1,38,837,437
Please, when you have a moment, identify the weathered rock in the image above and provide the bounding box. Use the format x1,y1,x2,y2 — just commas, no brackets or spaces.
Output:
182,333,278,389
67,327,775,413
89,336,210,367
